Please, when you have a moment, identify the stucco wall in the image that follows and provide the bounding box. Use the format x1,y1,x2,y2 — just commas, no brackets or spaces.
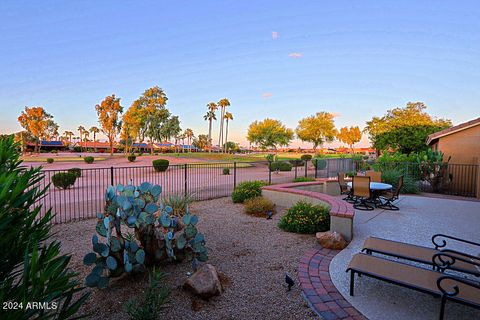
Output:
436,125,480,165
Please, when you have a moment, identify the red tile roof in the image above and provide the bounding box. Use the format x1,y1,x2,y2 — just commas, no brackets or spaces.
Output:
426,117,480,145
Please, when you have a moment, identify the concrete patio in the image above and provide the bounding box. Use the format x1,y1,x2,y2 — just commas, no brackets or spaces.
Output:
330,195,480,320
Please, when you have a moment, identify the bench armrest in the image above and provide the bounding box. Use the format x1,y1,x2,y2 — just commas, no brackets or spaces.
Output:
437,275,480,297
432,251,480,270
431,234,480,250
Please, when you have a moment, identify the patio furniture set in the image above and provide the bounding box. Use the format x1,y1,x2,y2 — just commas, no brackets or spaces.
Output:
338,170,403,211
346,234,480,320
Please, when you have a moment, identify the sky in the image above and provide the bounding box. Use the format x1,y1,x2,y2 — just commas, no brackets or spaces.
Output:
0,0,479,148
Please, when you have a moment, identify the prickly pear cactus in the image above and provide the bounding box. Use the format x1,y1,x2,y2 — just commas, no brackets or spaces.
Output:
83,181,208,288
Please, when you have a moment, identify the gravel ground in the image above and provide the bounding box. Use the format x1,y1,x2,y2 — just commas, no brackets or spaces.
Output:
53,197,318,320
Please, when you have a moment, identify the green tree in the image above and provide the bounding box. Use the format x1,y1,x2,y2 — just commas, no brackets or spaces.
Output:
337,126,362,153
193,134,209,150
89,126,100,152
184,128,194,152
95,94,123,156
0,136,89,319
247,118,294,150
296,112,337,151
217,98,230,153
77,126,86,152
364,102,451,154
223,111,233,152
224,141,239,153
204,102,217,152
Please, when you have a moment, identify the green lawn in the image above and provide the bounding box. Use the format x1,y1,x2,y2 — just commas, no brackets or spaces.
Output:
171,152,356,163
21,156,108,162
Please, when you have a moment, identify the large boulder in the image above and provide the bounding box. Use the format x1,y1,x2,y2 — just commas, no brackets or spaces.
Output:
316,231,347,250
184,264,223,299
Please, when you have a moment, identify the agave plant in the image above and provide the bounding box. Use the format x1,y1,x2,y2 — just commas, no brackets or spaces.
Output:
83,181,207,288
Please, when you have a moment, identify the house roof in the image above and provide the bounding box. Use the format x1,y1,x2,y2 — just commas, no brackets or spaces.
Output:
28,140,64,147
426,117,480,145
77,141,112,148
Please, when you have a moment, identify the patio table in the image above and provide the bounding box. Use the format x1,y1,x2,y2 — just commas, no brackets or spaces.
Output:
346,182,393,207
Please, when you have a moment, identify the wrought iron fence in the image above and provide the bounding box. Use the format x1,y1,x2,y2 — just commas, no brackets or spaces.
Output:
354,161,478,198
35,158,354,223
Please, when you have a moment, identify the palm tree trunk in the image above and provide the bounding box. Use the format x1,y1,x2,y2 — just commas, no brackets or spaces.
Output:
218,107,224,153
224,120,229,153
208,119,212,153
94,133,97,153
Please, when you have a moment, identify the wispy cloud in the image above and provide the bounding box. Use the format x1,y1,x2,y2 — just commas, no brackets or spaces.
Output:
288,52,303,58
331,112,341,118
271,31,278,40
262,92,273,98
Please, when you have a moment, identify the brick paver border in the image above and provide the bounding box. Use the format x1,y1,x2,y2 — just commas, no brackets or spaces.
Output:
298,246,367,320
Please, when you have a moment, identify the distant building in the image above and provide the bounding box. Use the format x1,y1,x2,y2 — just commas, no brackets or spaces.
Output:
26,140,66,151
76,141,115,152
426,117,480,198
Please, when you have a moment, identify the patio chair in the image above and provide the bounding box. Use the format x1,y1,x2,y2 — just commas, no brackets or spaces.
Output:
377,175,403,210
346,252,480,320
362,234,480,277
338,172,354,203
365,170,382,182
352,176,374,211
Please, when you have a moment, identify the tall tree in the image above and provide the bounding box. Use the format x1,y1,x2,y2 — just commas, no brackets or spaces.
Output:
95,94,123,156
89,126,100,152
121,106,143,154
223,111,233,152
184,128,194,152
17,106,54,153
77,126,86,151
205,102,218,152
337,126,362,153
364,102,451,154
193,134,209,151
247,118,294,150
217,98,230,153
296,112,337,151
63,131,74,145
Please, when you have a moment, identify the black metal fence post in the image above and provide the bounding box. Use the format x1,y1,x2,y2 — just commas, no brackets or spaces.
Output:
184,164,188,196
110,166,114,186
233,161,237,188
314,159,318,179
304,160,308,177
268,161,272,184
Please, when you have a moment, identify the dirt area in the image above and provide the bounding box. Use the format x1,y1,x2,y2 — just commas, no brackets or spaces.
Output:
53,197,318,320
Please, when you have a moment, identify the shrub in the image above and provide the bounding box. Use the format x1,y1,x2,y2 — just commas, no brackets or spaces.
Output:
51,149,58,154
138,152,143,157
73,146,82,152
244,196,275,217
68,167,82,178
46,157,54,163
345,170,356,178
278,200,330,234
313,158,327,170
269,161,293,172
152,159,169,172
223,167,230,175
231,180,266,203
125,268,170,320
289,159,304,167
0,136,88,318
128,154,137,162
300,154,312,161
52,172,77,189
83,182,207,288
84,156,94,164
292,177,316,183
161,193,194,217
381,169,420,194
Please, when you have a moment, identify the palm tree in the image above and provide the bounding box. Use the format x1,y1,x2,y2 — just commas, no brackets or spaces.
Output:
63,131,74,145
205,102,217,152
217,98,230,153
77,126,85,152
223,111,233,153
89,126,100,152
184,128,194,152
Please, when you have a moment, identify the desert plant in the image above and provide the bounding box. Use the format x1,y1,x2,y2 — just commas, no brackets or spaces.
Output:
244,196,275,217
152,159,169,172
269,161,293,172
83,182,207,288
223,167,230,175
51,172,77,189
73,146,82,152
51,149,58,154
46,157,54,163
292,177,316,183
128,154,137,162
0,135,89,319
278,200,330,234
84,156,94,164
381,168,420,194
231,180,266,203
68,167,82,178
300,154,312,161
161,193,194,217
124,267,170,320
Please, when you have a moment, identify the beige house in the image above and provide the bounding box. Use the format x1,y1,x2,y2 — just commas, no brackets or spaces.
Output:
426,117,480,198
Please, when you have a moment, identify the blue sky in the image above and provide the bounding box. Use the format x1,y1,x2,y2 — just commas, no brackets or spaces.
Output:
1,0,479,147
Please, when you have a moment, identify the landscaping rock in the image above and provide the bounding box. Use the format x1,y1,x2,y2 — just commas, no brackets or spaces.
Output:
184,264,223,299
316,231,347,249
